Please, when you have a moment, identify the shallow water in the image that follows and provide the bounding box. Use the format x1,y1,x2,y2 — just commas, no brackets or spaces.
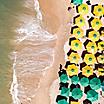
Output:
0,0,27,103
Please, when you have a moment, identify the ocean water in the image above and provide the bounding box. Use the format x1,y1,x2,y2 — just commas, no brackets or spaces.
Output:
0,0,28,103
10,0,57,104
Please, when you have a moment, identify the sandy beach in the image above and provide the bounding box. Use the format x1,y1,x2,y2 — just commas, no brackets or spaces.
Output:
12,0,74,104
10,0,104,104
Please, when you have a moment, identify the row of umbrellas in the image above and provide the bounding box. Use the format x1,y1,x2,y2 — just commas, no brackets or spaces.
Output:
70,40,104,54
60,73,102,90
74,15,103,29
57,88,98,103
71,26,102,41
71,1,104,17
67,50,104,65
66,62,104,77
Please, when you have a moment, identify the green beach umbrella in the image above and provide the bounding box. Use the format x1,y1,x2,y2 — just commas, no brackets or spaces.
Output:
72,88,83,100
58,99,68,104
71,75,79,85
90,77,101,90
80,77,89,87
87,90,98,102
61,87,71,97
60,74,69,83
71,0,83,5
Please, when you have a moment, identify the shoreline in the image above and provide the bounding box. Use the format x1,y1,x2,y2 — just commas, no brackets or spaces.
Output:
10,0,74,104
10,51,20,104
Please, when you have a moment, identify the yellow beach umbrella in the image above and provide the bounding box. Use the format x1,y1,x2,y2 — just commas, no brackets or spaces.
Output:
82,66,93,77
68,52,80,64
84,54,96,65
71,101,80,104
66,64,78,76
97,55,104,64
78,4,89,15
92,5,104,17
91,18,102,30
98,41,104,51
98,68,104,76
86,41,98,54
74,15,86,27
72,27,84,38
71,39,82,51
88,30,100,42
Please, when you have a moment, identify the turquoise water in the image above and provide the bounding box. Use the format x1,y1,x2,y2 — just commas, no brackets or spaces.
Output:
0,0,25,103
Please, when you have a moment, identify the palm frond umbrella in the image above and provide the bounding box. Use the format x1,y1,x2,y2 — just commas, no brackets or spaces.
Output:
66,64,79,76
82,65,93,77
74,15,86,27
77,3,89,15
80,77,89,87
86,41,98,54
98,41,104,51
57,99,68,104
61,87,71,97
72,88,83,100
98,68,104,76
71,75,79,85
71,39,82,51
90,18,102,30
97,54,104,64
71,26,84,38
84,53,96,65
86,29,100,42
90,77,101,90
87,90,98,102
71,0,83,5
91,4,104,17
68,52,80,64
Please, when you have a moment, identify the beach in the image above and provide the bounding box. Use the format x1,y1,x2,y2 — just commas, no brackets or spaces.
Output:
1,0,104,104
10,0,74,104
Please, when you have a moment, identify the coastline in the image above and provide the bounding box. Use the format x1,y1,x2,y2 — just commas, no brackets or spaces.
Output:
32,0,74,104
9,0,104,104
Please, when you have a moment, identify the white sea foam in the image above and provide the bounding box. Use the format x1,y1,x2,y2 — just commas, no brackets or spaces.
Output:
16,19,56,43
10,52,20,104
34,0,42,20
